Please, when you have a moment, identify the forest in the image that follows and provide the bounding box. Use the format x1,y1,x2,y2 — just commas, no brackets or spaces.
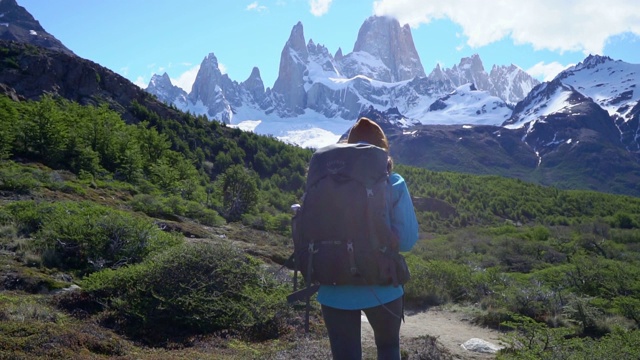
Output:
1,94,639,359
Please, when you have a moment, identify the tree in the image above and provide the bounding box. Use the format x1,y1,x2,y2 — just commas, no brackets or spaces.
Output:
0,96,18,160
135,121,171,166
19,95,69,166
219,165,258,221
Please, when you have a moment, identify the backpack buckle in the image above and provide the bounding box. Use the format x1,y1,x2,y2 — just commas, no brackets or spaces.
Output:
308,243,317,253
366,188,374,198
347,241,357,274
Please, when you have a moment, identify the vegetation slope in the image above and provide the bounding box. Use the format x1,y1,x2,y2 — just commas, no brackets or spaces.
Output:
1,94,640,359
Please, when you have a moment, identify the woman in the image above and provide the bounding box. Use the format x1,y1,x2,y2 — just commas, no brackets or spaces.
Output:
317,117,419,360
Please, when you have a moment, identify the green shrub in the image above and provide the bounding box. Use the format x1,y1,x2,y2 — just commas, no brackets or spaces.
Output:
496,274,559,321
612,296,640,326
0,164,41,194
5,201,53,236
5,201,182,273
129,194,225,226
184,200,225,226
164,195,187,215
129,193,171,218
267,213,292,235
404,257,477,306
47,180,86,195
82,241,289,341
498,315,640,360
499,314,579,359
242,213,267,230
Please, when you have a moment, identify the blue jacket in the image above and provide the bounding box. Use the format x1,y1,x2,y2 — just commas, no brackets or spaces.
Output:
316,172,419,310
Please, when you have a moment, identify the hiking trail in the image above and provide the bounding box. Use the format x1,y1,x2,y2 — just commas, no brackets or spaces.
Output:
361,307,506,359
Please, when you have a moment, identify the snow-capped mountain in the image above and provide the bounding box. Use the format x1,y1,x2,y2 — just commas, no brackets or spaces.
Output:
147,73,189,111
556,55,640,151
505,55,640,152
423,83,512,125
558,55,639,121
505,78,620,154
147,15,538,146
434,55,539,106
489,63,539,105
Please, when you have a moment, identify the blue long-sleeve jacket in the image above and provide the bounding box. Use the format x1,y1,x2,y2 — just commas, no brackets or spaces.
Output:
316,172,419,310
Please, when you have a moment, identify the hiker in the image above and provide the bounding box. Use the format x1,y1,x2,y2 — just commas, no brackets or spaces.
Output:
317,117,419,360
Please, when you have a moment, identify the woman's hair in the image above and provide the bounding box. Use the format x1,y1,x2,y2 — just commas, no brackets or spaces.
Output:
346,117,389,151
346,117,393,171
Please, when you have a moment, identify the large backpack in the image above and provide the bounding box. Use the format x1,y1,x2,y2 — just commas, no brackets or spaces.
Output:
290,142,407,288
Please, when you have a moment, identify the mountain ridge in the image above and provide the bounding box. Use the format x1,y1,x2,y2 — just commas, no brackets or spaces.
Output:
148,16,539,127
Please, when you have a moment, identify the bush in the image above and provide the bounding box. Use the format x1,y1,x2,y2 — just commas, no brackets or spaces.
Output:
129,194,171,218
6,201,182,273
130,194,226,226
498,315,640,360
184,200,225,226
82,241,290,341
0,164,41,194
242,213,267,230
5,201,52,236
404,257,477,306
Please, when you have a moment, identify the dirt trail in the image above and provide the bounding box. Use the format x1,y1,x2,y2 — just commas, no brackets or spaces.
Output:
361,308,506,359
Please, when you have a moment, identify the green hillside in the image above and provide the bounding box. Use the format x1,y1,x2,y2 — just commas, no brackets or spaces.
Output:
1,94,639,359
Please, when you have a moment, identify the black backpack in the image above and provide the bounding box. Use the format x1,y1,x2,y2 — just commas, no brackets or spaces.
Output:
290,142,409,288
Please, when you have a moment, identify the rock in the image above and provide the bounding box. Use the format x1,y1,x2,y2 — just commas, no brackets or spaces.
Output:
55,284,81,294
147,73,189,111
350,15,425,82
188,52,234,123
271,21,309,116
460,338,504,354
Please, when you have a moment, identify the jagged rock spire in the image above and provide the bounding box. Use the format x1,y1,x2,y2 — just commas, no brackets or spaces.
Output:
272,21,309,115
352,16,425,82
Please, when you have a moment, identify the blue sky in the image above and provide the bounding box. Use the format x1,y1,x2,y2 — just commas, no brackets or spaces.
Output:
18,0,640,92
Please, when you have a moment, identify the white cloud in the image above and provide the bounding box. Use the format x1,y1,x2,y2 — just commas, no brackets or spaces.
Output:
218,63,227,75
247,1,268,12
171,65,201,93
372,0,640,55
526,61,573,82
134,76,147,89
309,0,332,16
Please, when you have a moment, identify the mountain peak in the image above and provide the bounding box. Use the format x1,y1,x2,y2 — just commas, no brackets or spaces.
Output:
287,21,307,57
148,72,172,87
248,66,261,80
578,54,614,69
352,15,425,81
0,0,74,55
271,21,310,115
203,52,220,66
458,54,485,72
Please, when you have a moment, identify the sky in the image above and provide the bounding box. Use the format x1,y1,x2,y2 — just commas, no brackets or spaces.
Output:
17,0,640,95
